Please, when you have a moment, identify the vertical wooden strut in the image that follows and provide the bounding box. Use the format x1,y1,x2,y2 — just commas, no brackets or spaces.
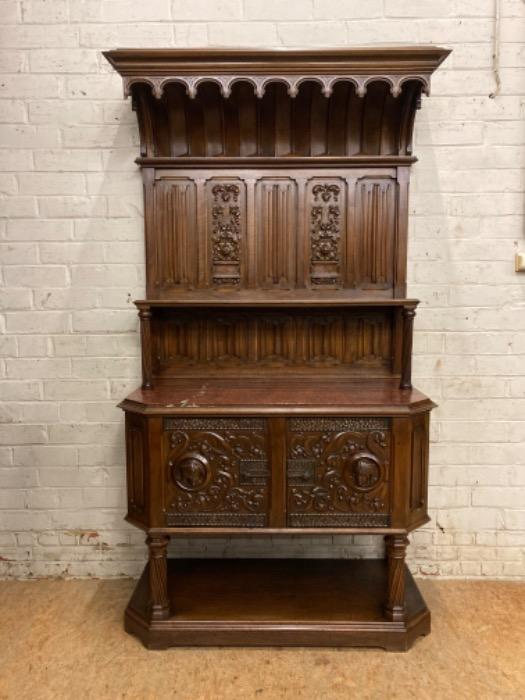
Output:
400,307,416,389
147,535,170,620
384,534,409,621
138,307,153,389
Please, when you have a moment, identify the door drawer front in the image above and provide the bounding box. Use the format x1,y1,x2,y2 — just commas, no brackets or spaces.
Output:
286,417,391,528
163,417,270,527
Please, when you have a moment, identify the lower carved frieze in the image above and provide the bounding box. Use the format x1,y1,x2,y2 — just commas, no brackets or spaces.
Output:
288,513,390,528
165,512,266,527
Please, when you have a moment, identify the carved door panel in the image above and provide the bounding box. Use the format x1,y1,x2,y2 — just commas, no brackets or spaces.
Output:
163,417,270,527
286,417,391,528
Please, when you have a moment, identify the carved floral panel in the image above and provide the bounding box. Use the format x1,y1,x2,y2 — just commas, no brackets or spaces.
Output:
286,417,391,527
163,417,269,527
207,180,246,287
307,179,346,288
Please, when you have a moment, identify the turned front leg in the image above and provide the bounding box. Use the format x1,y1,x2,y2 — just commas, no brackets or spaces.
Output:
147,535,170,620
384,535,409,621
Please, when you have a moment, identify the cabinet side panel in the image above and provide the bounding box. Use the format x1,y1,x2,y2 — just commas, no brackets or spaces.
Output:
125,413,148,526
408,412,430,527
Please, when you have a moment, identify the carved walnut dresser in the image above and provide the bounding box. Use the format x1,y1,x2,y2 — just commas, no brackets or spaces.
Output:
104,47,450,651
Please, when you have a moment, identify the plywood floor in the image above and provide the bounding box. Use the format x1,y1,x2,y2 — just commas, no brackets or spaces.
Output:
0,577,523,700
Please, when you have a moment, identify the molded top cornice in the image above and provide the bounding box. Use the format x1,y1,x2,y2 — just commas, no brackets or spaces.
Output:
104,46,451,99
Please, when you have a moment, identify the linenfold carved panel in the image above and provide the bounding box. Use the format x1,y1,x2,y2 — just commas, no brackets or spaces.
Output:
153,179,197,290
256,178,297,288
163,417,269,527
355,178,396,289
286,416,391,528
153,308,393,376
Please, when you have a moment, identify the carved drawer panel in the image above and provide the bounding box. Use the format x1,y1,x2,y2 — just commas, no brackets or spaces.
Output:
286,417,391,528
163,417,270,527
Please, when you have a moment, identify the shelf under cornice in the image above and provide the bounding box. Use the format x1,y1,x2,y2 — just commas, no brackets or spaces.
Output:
134,296,420,309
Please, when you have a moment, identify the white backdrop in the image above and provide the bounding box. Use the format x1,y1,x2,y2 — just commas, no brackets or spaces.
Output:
1,0,524,579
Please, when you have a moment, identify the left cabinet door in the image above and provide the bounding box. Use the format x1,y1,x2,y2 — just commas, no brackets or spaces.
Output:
162,417,271,527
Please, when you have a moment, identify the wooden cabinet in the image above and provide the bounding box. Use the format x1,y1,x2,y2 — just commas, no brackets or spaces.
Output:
106,47,450,650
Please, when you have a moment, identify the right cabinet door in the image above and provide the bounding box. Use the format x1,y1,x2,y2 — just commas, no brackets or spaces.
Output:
285,417,392,528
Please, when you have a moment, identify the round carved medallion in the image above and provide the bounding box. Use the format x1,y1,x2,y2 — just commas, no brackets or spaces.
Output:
344,453,381,491
172,453,210,492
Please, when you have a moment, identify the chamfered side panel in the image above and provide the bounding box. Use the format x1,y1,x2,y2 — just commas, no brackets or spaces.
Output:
408,412,430,527
286,416,392,528
125,413,148,526
152,178,198,291
162,417,270,527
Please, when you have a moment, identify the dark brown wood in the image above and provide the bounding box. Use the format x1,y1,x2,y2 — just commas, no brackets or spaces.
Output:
125,558,430,651
105,46,449,651
138,307,153,389
146,535,170,620
400,306,416,389
385,534,409,621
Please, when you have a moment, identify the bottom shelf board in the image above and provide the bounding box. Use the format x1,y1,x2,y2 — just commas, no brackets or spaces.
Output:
125,558,430,651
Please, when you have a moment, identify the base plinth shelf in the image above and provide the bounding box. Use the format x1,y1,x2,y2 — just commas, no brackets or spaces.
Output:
125,558,430,651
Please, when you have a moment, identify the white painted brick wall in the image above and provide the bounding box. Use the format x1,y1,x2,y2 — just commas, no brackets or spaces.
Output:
1,0,525,580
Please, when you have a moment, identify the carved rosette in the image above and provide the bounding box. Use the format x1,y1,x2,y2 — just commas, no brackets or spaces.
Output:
164,418,269,527
309,183,342,287
287,417,391,528
210,183,242,287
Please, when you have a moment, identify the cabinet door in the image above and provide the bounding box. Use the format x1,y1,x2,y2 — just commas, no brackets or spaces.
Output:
286,417,391,528
162,417,270,527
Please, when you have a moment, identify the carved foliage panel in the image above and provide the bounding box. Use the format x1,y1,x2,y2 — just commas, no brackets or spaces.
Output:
163,417,270,526
307,178,346,288
206,179,246,287
148,172,401,296
286,417,391,527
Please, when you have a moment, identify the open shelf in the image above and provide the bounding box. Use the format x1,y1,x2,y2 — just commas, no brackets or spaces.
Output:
125,558,430,650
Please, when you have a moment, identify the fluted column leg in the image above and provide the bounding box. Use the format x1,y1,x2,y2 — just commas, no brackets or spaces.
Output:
147,535,170,620
384,534,409,622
